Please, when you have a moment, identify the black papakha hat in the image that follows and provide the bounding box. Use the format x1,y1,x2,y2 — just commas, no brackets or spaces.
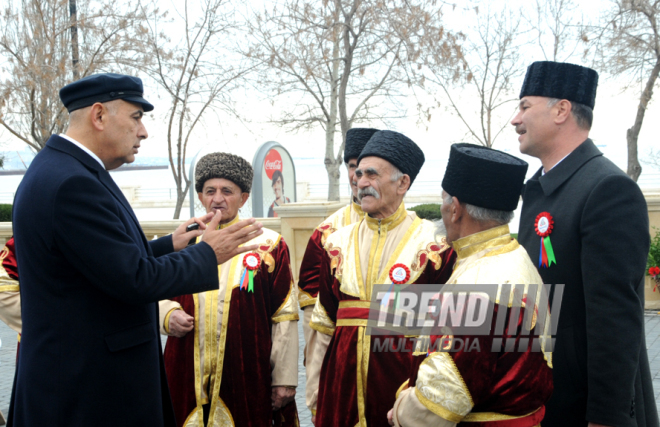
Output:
441,143,528,211
519,61,599,109
358,130,425,185
195,152,254,194
344,128,379,163
59,73,155,113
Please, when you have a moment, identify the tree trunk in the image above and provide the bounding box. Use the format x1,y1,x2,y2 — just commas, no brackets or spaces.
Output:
326,161,342,201
69,0,80,80
173,190,185,220
325,3,342,202
626,57,660,182
173,181,191,219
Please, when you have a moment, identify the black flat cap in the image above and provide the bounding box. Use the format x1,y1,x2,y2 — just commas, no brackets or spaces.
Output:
59,73,154,113
344,128,379,163
519,61,598,109
358,130,425,185
442,143,528,211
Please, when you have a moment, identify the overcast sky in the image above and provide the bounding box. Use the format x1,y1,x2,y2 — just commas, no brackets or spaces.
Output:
1,0,658,185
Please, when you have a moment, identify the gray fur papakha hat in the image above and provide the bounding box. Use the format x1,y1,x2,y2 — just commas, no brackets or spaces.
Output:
519,61,599,109
442,143,528,211
344,128,380,163
195,152,253,194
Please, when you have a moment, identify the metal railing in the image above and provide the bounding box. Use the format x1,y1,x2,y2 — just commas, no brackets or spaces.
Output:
0,193,15,204
134,188,178,200
306,181,442,198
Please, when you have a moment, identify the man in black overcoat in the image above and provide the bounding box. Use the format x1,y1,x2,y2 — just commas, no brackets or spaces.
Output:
9,73,263,426
514,61,659,427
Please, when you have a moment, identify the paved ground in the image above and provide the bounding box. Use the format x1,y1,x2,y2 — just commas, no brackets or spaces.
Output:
1,314,659,425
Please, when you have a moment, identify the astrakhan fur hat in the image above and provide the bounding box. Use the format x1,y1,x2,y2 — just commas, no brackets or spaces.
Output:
519,61,598,109
195,152,253,194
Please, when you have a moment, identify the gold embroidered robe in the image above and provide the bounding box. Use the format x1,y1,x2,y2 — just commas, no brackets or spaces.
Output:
392,225,553,427
159,218,299,427
298,201,365,370
306,203,455,426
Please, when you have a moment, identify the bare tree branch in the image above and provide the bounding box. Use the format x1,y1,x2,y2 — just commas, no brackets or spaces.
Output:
142,0,249,218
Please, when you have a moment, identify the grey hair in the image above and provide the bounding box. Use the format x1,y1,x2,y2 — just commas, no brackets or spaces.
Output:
546,98,593,131
390,165,404,182
390,164,409,196
443,191,514,225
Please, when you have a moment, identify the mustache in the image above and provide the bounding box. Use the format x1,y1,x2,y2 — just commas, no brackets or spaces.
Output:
358,187,380,200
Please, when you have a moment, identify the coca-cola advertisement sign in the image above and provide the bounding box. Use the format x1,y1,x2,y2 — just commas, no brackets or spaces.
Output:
251,142,296,218
264,149,283,179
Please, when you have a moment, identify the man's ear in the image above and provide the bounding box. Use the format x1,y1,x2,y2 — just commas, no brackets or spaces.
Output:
397,174,411,195
197,192,204,204
553,99,572,125
89,103,106,131
451,196,464,223
239,192,250,208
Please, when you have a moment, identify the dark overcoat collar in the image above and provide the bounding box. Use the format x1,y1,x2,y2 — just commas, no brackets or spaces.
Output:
46,135,142,231
530,138,603,196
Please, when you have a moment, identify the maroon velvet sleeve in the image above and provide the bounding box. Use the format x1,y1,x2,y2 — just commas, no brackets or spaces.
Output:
459,303,554,416
433,248,456,285
163,294,197,427
298,230,324,298
408,248,456,387
2,237,19,280
426,302,553,417
269,238,294,316
317,249,340,323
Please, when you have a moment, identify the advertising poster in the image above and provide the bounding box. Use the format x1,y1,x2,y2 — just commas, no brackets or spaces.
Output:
252,142,296,218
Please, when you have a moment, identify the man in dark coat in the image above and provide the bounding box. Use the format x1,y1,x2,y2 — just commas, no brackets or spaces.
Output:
514,61,658,427
9,73,263,427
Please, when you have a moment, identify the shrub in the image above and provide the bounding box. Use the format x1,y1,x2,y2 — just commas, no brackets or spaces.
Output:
0,204,11,222
647,227,660,274
410,203,442,220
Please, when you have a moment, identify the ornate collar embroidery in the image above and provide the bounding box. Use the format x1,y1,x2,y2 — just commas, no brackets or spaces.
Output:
364,202,407,232
452,224,512,259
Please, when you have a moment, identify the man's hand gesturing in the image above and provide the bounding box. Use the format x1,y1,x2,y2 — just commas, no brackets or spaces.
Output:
200,210,264,265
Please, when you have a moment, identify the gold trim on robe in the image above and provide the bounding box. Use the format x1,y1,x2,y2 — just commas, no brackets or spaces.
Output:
310,301,336,336
447,224,552,368
414,352,474,423
185,224,295,426
309,203,452,424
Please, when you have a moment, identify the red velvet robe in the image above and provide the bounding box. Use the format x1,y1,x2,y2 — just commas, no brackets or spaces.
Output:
312,212,456,427
394,226,553,427
298,227,326,307
1,237,21,357
406,301,553,426
1,237,18,279
163,237,298,427
298,202,364,309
